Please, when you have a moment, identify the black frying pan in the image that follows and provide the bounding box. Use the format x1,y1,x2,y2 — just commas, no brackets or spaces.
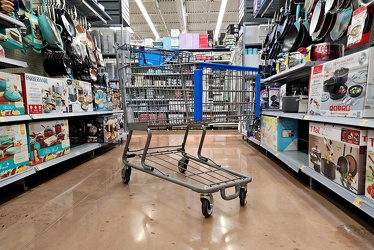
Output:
282,22,303,53
56,8,76,38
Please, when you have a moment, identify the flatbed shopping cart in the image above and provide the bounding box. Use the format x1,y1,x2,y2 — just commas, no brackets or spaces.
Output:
117,45,258,217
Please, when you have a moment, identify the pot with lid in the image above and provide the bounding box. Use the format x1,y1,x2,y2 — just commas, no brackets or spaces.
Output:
310,146,322,172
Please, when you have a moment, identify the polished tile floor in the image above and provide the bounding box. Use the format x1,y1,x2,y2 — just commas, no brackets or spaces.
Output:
0,130,373,250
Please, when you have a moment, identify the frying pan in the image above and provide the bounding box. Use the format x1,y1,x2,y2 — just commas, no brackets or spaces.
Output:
325,0,338,13
337,144,349,174
309,1,325,36
304,0,318,14
316,12,337,40
56,8,76,38
264,10,281,48
282,21,303,53
277,1,295,41
330,6,353,41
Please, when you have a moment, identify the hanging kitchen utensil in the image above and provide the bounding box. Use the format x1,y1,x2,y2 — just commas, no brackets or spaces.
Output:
55,8,76,38
347,6,372,48
19,12,44,53
277,0,295,41
264,10,281,48
330,5,353,41
304,0,318,14
282,19,303,53
316,12,337,40
19,0,32,13
325,0,338,13
309,1,325,36
65,37,82,63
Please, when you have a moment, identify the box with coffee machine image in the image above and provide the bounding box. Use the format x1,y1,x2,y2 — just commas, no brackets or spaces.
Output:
59,78,93,112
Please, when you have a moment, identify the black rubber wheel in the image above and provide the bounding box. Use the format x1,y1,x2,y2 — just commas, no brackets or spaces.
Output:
201,198,213,218
239,188,247,206
178,157,189,174
121,167,131,184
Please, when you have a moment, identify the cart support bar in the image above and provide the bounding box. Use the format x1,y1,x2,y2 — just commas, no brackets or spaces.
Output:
194,69,203,121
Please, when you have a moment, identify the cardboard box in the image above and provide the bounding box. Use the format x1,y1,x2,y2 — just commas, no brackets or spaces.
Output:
18,73,68,114
308,122,367,194
86,115,119,143
179,33,193,49
92,83,113,111
365,130,374,201
192,33,199,48
28,119,70,165
107,86,122,111
69,118,86,145
261,116,298,151
162,37,172,49
170,37,179,47
170,29,180,37
0,72,25,116
0,124,30,180
308,48,374,118
268,86,280,109
60,78,93,113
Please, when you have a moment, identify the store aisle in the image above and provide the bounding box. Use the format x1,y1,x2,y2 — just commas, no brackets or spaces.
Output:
0,130,373,250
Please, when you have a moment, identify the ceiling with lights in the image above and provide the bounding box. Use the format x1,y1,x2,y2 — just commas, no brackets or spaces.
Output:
129,0,239,41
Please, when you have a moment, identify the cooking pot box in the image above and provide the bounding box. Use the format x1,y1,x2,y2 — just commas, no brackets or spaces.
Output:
308,48,374,118
309,122,367,194
0,72,25,116
365,131,374,201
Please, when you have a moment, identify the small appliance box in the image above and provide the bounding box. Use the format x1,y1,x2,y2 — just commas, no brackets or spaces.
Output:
92,83,113,111
107,86,122,111
365,130,374,201
69,118,86,145
60,78,93,113
86,115,118,143
308,122,367,194
308,48,374,118
28,119,70,166
0,72,25,116
260,116,298,152
0,124,30,180
268,86,280,109
18,73,68,114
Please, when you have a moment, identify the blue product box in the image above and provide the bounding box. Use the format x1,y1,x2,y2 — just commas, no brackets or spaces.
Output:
28,119,70,166
0,124,30,180
261,116,298,151
0,72,25,116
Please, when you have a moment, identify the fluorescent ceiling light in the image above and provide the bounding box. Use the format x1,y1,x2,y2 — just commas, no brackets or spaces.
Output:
135,0,160,40
126,27,135,33
214,0,228,41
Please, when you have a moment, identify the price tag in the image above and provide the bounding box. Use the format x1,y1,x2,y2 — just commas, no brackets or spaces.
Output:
34,115,39,119
275,153,279,158
352,198,362,207
359,119,369,127
304,115,310,120
0,117,6,122
37,165,43,171
75,151,80,156
276,113,280,119
300,165,305,170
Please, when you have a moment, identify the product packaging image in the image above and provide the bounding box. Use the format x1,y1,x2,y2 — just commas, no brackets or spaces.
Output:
0,72,25,116
28,119,70,165
309,122,367,194
18,73,68,114
86,115,119,143
92,83,113,111
0,124,30,180
268,86,280,109
69,118,87,145
365,130,374,201
60,78,93,112
260,116,298,151
308,48,374,118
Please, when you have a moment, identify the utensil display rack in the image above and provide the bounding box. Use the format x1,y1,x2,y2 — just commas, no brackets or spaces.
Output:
248,63,374,218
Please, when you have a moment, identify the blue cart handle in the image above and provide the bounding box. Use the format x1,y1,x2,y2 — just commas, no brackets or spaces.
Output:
196,62,259,72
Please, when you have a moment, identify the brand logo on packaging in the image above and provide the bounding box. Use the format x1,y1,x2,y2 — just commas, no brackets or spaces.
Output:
26,75,48,83
310,125,320,134
313,65,323,74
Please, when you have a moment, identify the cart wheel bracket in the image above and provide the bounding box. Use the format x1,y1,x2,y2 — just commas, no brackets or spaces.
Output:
200,193,214,218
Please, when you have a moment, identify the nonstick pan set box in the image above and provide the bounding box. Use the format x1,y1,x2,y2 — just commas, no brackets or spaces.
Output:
27,119,70,166
0,72,25,116
0,124,30,180
86,115,119,143
18,73,69,114
308,48,374,118
308,122,367,194
365,131,374,201
260,116,298,152
59,78,93,113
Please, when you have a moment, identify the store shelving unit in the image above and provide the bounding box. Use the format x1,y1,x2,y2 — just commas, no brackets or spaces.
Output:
249,62,374,218
0,12,25,29
0,57,28,69
0,168,36,188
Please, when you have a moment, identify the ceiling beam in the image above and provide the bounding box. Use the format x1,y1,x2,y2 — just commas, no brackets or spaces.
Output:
175,0,187,32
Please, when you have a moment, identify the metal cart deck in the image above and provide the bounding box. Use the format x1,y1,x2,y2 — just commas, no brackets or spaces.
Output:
117,45,258,217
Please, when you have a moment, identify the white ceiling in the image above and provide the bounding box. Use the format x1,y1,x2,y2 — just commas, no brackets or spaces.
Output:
129,0,239,41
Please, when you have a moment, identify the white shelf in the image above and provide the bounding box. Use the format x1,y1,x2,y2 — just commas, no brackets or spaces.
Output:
0,57,28,69
0,115,32,123
34,143,102,172
247,136,374,218
0,168,36,188
263,61,323,83
262,111,307,120
29,110,123,120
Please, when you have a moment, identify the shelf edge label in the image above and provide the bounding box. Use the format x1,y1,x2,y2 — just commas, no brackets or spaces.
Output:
352,198,362,207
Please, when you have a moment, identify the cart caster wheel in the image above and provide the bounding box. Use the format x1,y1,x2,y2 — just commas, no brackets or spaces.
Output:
121,167,131,184
239,187,247,206
178,157,189,174
201,196,214,218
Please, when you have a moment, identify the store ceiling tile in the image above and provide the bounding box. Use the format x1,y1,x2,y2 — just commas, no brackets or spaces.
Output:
129,0,239,41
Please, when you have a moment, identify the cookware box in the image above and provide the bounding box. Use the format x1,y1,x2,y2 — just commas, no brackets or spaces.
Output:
92,83,113,111
0,72,25,116
69,118,87,145
18,73,68,114
86,115,119,143
27,119,70,166
261,116,298,152
59,78,93,113
308,48,374,118
0,124,30,180
365,130,374,201
309,122,367,194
